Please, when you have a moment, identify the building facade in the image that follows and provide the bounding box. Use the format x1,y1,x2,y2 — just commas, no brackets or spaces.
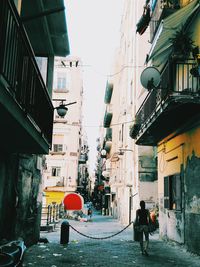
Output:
95,0,158,225
130,0,200,255
43,57,84,206
0,0,70,245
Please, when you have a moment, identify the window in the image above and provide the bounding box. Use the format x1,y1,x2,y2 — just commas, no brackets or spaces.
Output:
53,144,63,152
55,70,71,92
164,174,181,210
52,135,64,152
57,77,66,90
52,167,61,177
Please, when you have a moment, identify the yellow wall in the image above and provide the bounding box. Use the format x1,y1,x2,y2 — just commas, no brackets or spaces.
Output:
44,191,65,206
14,0,22,14
193,10,200,49
180,0,195,7
158,127,200,195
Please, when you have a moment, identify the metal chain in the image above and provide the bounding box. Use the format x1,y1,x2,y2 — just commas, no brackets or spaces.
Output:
69,221,133,240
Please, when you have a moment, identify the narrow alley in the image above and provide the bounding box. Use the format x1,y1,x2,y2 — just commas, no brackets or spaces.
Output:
22,211,200,267
1,1,200,266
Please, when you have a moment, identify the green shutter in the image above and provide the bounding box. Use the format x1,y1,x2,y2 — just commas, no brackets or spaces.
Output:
164,176,170,209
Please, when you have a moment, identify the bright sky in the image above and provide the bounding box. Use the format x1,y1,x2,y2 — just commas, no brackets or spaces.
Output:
66,0,124,172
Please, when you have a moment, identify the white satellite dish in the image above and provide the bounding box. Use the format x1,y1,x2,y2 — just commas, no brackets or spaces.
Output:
140,66,161,90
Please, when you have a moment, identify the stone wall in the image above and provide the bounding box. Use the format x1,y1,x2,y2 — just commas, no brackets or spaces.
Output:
0,153,18,241
0,153,43,246
185,153,200,255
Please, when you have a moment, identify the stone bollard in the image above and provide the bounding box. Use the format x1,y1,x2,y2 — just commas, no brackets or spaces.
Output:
60,220,70,245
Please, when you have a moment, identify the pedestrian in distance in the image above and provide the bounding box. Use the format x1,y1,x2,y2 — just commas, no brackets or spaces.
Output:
135,200,151,256
88,207,93,220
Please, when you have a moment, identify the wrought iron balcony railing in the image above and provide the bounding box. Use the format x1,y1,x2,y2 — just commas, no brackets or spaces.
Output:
131,59,200,143
0,0,54,144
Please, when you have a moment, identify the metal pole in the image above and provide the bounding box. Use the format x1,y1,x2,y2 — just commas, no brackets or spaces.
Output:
60,220,70,245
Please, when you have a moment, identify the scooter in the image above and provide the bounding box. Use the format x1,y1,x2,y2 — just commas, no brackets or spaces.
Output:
0,240,26,267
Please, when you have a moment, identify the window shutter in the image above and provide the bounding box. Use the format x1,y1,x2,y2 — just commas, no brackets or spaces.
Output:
164,176,170,209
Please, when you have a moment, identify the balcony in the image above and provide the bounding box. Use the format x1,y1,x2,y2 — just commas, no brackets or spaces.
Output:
103,111,113,128
0,0,54,153
21,0,70,56
79,154,88,164
105,128,112,141
104,141,112,154
104,82,113,104
56,181,65,187
148,0,199,69
149,0,190,43
130,59,200,145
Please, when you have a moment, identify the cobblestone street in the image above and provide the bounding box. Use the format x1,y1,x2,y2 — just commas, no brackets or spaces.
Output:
22,211,200,267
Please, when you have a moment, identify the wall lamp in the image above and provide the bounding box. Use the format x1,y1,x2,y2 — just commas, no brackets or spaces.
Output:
53,99,77,118
101,149,107,158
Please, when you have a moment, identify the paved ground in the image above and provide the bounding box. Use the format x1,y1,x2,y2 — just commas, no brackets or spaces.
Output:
22,211,200,267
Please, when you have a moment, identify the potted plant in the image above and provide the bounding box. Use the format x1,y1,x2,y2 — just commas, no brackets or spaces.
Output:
170,27,194,60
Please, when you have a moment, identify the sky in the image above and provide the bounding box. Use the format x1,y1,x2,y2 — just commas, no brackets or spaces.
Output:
66,0,124,172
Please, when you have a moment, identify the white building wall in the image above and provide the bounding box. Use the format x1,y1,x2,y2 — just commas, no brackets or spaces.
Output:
43,56,83,198
108,0,157,225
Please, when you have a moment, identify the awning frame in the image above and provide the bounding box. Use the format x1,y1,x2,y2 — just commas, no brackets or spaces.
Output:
148,0,200,65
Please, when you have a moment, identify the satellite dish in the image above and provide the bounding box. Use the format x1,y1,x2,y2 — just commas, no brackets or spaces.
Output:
140,66,161,90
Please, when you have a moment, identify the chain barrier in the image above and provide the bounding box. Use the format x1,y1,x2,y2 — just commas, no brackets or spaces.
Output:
69,221,133,240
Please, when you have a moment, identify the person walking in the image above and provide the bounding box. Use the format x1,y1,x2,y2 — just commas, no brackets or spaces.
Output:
88,207,93,220
135,200,151,256
87,201,93,221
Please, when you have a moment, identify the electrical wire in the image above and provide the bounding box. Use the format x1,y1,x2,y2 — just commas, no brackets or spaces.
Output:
55,63,144,77
58,120,134,128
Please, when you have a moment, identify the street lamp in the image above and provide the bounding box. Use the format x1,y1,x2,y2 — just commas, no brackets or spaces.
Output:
53,99,77,118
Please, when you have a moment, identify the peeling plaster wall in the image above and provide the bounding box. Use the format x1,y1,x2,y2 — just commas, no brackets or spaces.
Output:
15,154,43,246
0,153,42,246
184,153,200,254
139,181,158,208
158,127,200,255
158,142,184,243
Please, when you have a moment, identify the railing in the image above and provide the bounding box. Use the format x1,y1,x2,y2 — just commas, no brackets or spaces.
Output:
41,204,64,227
160,0,181,9
56,181,65,187
136,60,200,126
0,0,53,144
